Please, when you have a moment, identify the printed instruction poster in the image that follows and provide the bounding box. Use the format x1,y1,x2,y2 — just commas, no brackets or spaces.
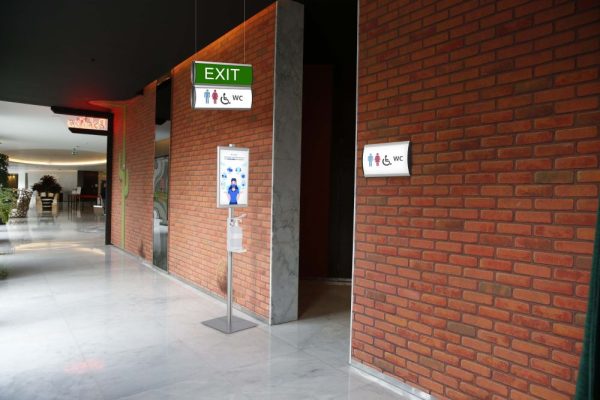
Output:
217,146,249,208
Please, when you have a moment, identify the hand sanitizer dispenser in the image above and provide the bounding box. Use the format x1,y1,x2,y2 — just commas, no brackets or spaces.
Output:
227,216,246,253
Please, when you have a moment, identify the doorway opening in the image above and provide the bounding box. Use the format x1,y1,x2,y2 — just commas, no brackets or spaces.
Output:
298,0,357,324
152,77,171,271
0,101,109,251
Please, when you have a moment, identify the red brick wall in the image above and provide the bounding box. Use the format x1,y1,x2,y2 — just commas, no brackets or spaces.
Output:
168,5,276,319
108,83,156,262
353,1,599,399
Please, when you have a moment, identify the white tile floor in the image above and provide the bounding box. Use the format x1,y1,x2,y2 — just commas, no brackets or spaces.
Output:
0,209,413,399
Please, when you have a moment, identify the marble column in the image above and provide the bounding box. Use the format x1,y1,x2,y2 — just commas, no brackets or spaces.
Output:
270,0,304,325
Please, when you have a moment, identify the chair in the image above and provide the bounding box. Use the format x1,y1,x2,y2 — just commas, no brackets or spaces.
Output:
39,192,56,211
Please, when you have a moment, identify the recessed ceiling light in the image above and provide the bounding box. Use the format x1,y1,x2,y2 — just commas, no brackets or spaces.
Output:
9,158,106,166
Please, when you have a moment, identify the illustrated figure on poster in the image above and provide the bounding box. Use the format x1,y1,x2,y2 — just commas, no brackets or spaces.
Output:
212,89,219,104
204,89,210,104
375,153,381,166
368,153,374,167
227,178,241,205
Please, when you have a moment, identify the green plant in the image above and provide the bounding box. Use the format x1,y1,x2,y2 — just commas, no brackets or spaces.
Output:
0,266,7,280
0,188,17,224
0,153,8,188
32,175,62,193
119,133,129,247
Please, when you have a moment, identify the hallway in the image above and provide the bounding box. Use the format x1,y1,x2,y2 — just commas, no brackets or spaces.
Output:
0,212,410,400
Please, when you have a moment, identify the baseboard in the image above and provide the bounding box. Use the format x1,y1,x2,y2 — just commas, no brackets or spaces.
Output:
350,360,437,400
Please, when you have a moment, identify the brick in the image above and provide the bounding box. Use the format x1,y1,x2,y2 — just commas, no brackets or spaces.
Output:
533,251,573,267
555,97,598,113
497,272,531,288
497,223,531,235
515,237,552,251
534,143,575,157
554,68,598,86
481,209,513,221
480,258,513,272
534,199,574,210
515,103,553,119
578,140,600,155
554,212,596,226
555,126,597,141
530,385,570,400
497,198,532,210
478,282,512,297
498,146,532,159
554,184,598,197
555,240,594,254
514,76,553,93
515,211,551,223
492,370,528,391
497,248,531,262
513,313,552,331
555,156,598,169
531,358,571,380
494,346,529,365
532,305,572,322
419,356,444,372
534,114,574,129
514,263,552,278
513,288,551,304
555,296,588,313
475,376,508,397
534,171,573,184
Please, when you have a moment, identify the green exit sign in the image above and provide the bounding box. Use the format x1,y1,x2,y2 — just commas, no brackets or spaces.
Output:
192,61,253,87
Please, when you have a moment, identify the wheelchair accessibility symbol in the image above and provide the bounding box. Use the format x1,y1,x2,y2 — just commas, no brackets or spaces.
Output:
382,155,392,166
220,93,231,105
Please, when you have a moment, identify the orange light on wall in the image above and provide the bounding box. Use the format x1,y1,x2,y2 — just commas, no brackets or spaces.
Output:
67,116,108,131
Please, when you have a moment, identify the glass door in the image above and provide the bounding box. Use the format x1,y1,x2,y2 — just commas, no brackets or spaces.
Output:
153,78,171,270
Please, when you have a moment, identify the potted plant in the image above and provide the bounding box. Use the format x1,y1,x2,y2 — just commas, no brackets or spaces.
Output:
32,175,62,211
0,153,8,188
0,153,10,277
0,187,17,224
32,175,62,194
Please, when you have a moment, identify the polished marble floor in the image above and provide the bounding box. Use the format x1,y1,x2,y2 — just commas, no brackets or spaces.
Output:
0,208,413,399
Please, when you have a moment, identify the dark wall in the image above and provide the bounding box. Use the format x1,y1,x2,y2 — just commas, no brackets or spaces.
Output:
300,65,333,279
77,170,99,198
300,0,357,279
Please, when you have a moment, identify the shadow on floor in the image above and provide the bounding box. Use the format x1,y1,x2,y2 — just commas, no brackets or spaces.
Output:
299,280,351,319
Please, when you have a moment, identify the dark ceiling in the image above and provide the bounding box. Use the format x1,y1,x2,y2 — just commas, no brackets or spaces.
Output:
0,0,273,110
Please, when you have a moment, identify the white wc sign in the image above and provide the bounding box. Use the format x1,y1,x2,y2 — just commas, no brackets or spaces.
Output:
193,86,252,110
362,141,411,177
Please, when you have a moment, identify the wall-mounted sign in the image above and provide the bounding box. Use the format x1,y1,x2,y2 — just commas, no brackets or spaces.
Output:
192,86,252,110
192,61,252,110
362,141,411,177
217,146,249,208
66,116,108,131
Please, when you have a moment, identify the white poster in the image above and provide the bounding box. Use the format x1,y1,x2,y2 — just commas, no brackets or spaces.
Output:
217,146,249,208
193,86,252,110
362,141,411,177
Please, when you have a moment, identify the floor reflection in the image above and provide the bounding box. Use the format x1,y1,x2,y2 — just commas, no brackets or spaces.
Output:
0,204,411,400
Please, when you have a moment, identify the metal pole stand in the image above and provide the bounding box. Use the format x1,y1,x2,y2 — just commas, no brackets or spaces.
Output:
202,207,257,334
